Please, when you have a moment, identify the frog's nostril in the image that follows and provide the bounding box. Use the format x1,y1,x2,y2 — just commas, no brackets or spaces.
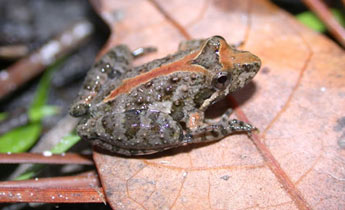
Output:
241,63,253,72
241,61,261,73
255,62,262,72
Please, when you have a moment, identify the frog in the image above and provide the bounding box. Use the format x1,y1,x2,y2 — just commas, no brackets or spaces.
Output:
69,36,261,156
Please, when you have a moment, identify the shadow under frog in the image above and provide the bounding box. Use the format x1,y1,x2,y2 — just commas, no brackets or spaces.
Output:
70,36,261,156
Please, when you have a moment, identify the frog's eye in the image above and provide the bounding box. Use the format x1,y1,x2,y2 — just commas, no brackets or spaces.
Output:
212,72,231,89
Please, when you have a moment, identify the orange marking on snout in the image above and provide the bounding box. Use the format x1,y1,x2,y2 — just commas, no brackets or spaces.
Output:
218,39,235,70
218,38,260,71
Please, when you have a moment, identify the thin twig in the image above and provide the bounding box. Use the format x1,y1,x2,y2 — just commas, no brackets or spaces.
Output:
302,0,345,48
0,187,104,203
0,171,105,203
0,153,93,165
0,20,94,99
0,45,29,60
0,171,100,188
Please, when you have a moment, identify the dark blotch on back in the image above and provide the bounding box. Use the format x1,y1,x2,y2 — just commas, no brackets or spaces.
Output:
123,110,142,139
148,111,161,134
102,115,115,136
171,100,185,121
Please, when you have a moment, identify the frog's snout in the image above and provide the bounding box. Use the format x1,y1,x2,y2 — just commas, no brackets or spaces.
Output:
228,52,261,92
250,54,261,73
241,58,261,74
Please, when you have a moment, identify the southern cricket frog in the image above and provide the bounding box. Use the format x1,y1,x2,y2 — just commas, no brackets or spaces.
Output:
70,36,261,156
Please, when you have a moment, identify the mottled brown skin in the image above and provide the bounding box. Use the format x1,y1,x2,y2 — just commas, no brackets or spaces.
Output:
70,36,261,156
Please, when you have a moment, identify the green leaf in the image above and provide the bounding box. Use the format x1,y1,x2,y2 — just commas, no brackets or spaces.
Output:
28,105,60,122
332,9,345,27
28,58,64,120
14,165,43,181
14,133,81,180
296,9,345,33
0,123,42,153
2,59,65,154
29,68,53,112
0,112,7,122
50,134,81,154
296,11,326,32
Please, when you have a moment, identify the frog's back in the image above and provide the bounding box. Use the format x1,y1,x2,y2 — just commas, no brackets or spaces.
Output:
90,48,199,109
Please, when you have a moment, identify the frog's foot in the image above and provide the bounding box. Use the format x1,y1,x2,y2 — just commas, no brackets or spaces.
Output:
132,47,157,58
226,119,255,133
183,118,255,144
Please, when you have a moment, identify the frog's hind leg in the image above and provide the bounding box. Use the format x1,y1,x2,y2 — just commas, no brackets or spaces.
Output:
91,139,163,156
184,118,255,144
69,45,134,117
82,109,185,156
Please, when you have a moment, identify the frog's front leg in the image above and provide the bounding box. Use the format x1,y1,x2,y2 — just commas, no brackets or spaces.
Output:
185,113,255,144
70,45,134,117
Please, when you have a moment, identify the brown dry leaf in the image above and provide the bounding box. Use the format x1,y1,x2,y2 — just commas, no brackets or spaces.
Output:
90,0,345,209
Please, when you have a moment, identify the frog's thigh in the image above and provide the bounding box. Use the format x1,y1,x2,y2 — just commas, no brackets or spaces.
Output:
81,45,134,91
70,45,134,117
100,110,184,152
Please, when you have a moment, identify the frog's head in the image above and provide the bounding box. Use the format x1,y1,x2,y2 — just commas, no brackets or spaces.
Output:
192,36,261,109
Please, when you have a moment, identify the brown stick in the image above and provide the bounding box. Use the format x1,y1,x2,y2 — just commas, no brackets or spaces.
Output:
0,187,104,203
0,153,93,165
0,171,105,203
302,0,345,48
0,171,100,188
0,45,29,60
0,20,94,99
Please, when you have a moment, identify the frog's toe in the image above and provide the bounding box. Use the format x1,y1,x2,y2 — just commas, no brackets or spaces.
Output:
228,119,255,132
69,102,89,117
